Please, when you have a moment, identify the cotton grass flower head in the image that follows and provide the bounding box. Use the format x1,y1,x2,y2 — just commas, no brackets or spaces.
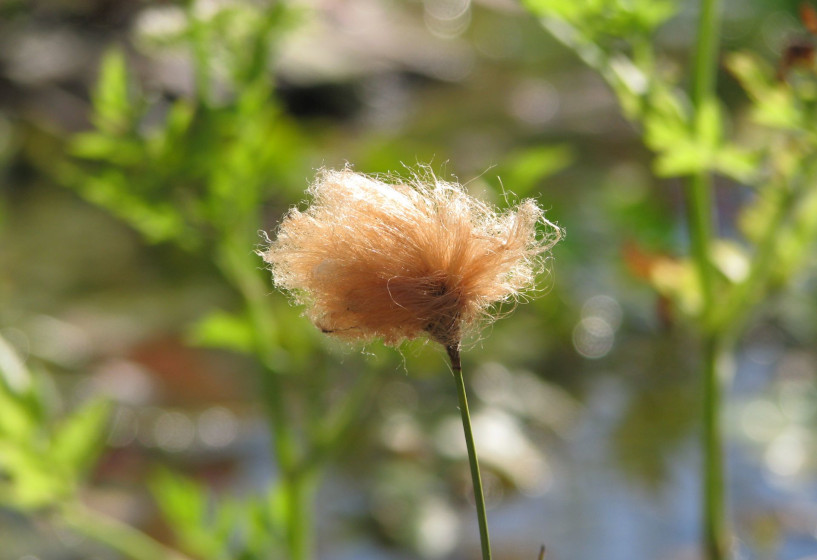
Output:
262,167,561,348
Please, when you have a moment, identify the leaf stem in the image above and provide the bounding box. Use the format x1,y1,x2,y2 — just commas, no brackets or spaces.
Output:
717,187,794,330
447,345,492,560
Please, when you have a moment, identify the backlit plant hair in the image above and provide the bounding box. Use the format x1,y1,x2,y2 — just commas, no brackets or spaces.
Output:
264,167,560,347
262,167,561,559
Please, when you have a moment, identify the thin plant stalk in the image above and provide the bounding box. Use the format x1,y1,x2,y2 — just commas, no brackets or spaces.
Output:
447,345,492,560
688,0,727,558
218,244,317,560
701,337,727,560
284,471,318,560
220,246,311,559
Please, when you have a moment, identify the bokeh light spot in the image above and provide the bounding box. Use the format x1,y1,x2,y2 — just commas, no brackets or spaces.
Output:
572,317,614,359
198,407,238,448
765,428,808,477
154,411,195,452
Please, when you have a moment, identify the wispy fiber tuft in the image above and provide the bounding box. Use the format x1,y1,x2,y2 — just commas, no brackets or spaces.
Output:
262,167,561,347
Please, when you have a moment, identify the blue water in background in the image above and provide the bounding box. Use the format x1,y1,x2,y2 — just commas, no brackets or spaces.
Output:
313,365,817,560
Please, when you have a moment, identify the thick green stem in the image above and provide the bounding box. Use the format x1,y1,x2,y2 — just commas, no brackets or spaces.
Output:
701,336,729,560
688,1,727,558
691,0,722,110
447,346,492,560
62,503,191,560
687,0,723,316
686,172,716,314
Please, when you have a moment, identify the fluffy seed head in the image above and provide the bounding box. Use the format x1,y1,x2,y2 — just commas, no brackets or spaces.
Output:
262,167,561,347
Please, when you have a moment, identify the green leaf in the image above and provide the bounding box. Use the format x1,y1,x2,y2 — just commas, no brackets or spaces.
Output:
75,171,189,244
0,334,31,395
265,484,289,535
187,310,255,354
524,0,676,40
646,98,754,181
644,110,688,154
69,132,118,160
725,52,771,101
652,142,705,177
151,469,228,560
726,52,800,131
0,440,34,477
499,145,573,197
0,450,66,509
92,48,132,134
69,133,143,166
713,145,759,183
634,0,676,29
696,98,722,150
243,495,281,558
152,469,209,530
50,399,110,476
164,101,196,140
0,335,40,441
0,388,36,441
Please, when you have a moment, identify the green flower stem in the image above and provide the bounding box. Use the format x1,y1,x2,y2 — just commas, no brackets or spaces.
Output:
62,502,191,560
447,345,492,560
689,0,727,559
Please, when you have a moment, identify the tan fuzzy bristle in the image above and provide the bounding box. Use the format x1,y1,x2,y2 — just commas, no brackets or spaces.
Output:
262,167,561,347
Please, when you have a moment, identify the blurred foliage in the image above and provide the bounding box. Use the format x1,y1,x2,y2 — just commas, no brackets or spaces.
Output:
151,469,280,560
0,333,108,510
523,0,817,557
609,336,697,490
526,0,817,336
4,1,365,559
526,0,757,187
49,3,382,558
64,45,306,250
493,144,574,198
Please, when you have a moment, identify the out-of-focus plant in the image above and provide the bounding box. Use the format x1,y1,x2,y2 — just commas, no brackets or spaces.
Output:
0,2,380,559
524,0,817,558
0,333,191,560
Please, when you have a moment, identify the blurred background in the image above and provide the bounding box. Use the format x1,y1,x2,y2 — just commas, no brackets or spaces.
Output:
2,0,817,559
